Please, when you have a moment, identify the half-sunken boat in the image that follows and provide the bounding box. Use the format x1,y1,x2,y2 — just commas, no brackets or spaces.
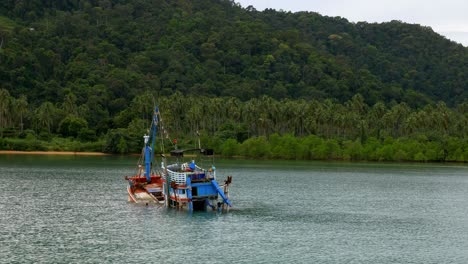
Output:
124,108,165,205
125,107,232,212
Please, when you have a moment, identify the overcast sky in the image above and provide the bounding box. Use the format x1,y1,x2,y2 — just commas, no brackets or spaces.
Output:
235,0,468,46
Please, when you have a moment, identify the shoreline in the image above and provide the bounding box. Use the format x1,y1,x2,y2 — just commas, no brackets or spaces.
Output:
0,150,465,164
0,150,110,156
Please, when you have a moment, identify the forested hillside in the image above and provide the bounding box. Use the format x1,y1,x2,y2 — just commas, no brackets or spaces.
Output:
0,0,467,161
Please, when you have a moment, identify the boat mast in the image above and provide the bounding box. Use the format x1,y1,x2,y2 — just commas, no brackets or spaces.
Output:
144,106,159,183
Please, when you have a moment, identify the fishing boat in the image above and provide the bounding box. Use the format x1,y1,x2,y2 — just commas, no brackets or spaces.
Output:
164,148,232,211
124,108,165,205
125,107,232,212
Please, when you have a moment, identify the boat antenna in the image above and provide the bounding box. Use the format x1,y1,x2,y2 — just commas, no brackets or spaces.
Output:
150,107,159,163
156,107,165,155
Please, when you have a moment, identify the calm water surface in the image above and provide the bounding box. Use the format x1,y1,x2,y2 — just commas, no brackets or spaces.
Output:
0,155,467,263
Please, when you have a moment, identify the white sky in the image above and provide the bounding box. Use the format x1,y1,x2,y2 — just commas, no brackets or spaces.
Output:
235,0,468,46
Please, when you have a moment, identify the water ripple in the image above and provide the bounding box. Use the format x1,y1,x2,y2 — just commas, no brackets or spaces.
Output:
1,156,467,263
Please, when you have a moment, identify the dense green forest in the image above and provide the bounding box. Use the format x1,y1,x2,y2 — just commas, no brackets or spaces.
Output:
0,0,467,161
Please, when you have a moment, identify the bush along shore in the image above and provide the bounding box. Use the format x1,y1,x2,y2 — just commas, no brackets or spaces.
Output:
0,133,466,162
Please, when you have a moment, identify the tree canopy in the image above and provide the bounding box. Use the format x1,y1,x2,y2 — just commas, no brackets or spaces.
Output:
0,0,466,107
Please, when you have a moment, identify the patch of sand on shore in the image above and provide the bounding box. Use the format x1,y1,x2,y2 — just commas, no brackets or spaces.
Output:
0,150,109,156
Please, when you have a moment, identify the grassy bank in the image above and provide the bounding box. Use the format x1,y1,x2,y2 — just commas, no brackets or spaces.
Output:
216,135,468,162
0,150,108,156
1,134,467,162
0,137,104,153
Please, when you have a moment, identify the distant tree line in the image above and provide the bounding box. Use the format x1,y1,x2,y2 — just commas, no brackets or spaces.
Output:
1,89,467,161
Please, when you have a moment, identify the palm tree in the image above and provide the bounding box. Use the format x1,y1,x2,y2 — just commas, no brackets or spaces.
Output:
15,95,28,133
368,102,386,139
36,102,56,133
0,89,12,137
402,112,418,135
63,93,78,116
242,98,259,137
185,104,202,134
384,103,410,138
435,102,451,134
225,97,241,125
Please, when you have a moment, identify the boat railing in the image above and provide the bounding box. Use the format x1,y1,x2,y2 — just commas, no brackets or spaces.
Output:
167,169,187,184
164,169,209,183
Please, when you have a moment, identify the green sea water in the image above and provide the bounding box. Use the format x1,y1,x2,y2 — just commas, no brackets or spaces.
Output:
1,155,467,263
